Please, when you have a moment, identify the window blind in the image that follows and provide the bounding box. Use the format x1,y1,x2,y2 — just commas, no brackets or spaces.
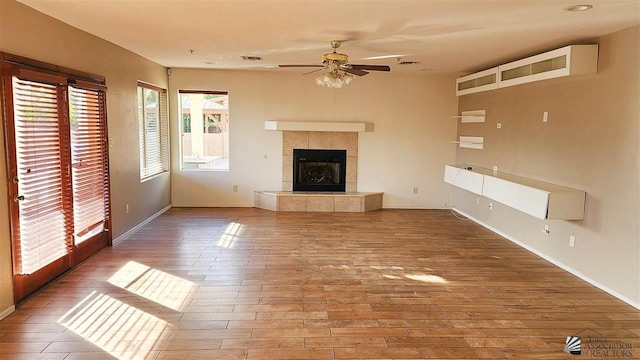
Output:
12,76,73,275
138,83,168,179
69,82,109,243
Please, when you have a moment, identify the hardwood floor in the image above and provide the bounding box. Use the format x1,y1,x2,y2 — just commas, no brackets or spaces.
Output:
0,208,638,359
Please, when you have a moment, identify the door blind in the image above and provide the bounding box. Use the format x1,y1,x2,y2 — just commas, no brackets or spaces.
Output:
12,76,73,275
69,83,109,243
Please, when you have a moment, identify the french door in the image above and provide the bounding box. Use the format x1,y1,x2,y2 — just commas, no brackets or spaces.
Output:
2,54,111,302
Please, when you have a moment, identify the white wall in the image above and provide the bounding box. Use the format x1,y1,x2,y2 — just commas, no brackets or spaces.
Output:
453,26,640,306
168,69,458,208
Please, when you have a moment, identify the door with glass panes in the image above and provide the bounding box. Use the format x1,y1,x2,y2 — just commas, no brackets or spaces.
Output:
2,55,111,302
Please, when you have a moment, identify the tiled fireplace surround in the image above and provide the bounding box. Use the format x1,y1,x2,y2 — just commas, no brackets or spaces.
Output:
282,131,358,192
254,130,383,212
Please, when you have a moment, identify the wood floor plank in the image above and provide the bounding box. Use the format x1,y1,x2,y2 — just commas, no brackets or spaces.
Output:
0,208,637,359
246,347,334,359
334,346,422,359
0,341,51,353
304,336,388,348
251,328,330,338
418,346,506,358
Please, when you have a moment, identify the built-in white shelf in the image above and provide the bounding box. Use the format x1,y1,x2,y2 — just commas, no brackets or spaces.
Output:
450,136,484,149
265,121,374,132
444,165,586,220
452,110,486,123
456,45,598,96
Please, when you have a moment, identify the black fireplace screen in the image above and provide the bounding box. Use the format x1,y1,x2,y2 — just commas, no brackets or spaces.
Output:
293,149,346,192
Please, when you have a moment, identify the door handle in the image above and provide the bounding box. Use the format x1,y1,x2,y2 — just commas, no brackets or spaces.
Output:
14,194,25,202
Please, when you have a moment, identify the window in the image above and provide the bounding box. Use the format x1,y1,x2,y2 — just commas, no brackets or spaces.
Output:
179,90,229,170
138,82,168,179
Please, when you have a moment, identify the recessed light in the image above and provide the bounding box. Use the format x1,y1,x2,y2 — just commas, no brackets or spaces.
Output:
564,4,593,11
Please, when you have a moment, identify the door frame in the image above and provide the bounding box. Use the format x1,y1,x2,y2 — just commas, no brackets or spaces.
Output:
0,52,112,303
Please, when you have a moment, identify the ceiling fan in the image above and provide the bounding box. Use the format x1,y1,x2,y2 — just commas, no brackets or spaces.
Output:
279,40,391,88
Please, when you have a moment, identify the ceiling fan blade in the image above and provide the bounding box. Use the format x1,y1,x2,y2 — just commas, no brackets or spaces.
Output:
350,64,391,72
302,68,325,76
343,68,369,76
279,65,324,68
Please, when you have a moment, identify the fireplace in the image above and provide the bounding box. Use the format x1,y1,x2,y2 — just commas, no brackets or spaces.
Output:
293,149,346,192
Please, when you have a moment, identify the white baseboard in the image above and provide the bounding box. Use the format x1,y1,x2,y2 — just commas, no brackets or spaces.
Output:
112,205,172,246
452,207,640,310
382,206,447,210
0,305,15,320
171,203,253,208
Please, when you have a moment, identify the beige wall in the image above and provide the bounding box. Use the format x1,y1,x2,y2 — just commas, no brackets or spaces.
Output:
169,69,458,208
453,26,640,305
0,1,171,313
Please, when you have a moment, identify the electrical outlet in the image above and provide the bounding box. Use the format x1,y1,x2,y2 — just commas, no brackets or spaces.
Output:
569,236,576,247
497,122,502,129
488,202,493,211
542,224,550,235
476,197,480,205
493,165,498,172
125,204,129,214
233,185,238,192
413,187,418,194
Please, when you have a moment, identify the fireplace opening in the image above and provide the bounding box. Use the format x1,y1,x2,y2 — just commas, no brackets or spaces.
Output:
293,149,346,192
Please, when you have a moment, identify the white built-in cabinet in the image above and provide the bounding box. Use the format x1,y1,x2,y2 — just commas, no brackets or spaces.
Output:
455,45,598,96
444,165,484,195
456,67,499,96
444,165,586,220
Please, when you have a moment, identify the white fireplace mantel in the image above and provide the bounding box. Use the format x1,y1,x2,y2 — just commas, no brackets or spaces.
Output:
265,120,374,132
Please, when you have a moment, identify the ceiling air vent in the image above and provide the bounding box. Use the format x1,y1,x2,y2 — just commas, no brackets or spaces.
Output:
241,56,263,61
397,60,421,65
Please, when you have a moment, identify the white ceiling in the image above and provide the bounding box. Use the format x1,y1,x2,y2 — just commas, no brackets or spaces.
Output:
17,0,640,75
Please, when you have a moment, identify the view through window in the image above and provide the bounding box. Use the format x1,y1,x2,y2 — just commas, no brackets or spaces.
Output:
179,90,229,170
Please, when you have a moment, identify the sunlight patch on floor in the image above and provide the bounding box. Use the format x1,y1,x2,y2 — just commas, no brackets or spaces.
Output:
216,222,244,248
58,291,168,360
108,261,197,311
405,273,447,283
370,265,447,283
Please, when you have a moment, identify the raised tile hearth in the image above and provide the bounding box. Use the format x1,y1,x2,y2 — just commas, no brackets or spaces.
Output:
257,124,383,212
254,191,383,212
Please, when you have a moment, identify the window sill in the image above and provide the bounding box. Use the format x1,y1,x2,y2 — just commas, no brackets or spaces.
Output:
140,171,169,183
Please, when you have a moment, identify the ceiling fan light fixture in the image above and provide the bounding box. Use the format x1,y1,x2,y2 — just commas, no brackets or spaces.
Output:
315,71,355,88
